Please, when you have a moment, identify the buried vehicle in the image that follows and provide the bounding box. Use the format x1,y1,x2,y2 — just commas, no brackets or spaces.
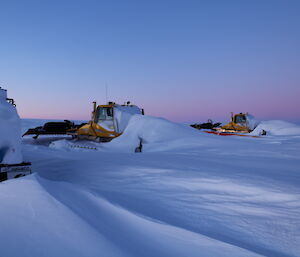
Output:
0,87,31,182
68,101,144,142
216,112,259,133
193,112,263,137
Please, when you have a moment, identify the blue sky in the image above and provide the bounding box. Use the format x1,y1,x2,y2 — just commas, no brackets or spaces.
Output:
0,0,299,122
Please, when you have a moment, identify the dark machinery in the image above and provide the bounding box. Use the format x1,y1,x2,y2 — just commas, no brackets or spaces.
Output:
23,120,86,139
0,162,32,182
190,119,222,130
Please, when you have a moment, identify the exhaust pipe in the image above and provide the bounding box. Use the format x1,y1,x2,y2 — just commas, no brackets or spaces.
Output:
92,101,97,119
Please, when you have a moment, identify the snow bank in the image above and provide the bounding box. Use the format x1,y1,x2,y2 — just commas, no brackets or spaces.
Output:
0,88,22,164
251,120,300,136
105,114,213,152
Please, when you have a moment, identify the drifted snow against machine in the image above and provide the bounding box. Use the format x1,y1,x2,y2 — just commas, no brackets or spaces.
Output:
68,101,144,142
0,87,31,182
216,112,259,133
22,100,145,151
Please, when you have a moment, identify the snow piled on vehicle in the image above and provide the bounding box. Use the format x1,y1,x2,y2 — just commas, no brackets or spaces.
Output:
114,104,142,133
0,88,23,164
245,114,260,131
49,114,223,152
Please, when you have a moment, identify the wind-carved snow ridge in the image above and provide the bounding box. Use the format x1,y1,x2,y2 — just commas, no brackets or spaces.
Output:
35,175,264,257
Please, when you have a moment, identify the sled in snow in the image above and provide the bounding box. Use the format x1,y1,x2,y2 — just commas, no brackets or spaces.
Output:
0,162,32,182
190,119,222,130
23,120,86,139
204,130,260,138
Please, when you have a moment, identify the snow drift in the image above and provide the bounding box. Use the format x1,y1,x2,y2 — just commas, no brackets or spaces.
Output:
105,115,203,152
1,117,300,257
0,88,22,164
251,120,300,136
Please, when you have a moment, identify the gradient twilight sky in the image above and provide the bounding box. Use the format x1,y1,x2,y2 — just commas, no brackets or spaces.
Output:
1,0,299,123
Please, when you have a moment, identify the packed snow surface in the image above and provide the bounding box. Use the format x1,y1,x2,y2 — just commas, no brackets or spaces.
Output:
1,116,300,257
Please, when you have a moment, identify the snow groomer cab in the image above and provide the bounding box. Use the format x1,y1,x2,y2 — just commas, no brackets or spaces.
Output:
69,101,144,142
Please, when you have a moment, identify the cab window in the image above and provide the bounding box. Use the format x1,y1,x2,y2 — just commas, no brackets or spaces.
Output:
234,115,246,123
97,107,113,120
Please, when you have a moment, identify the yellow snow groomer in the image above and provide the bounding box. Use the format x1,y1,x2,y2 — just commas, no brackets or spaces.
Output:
217,113,259,133
69,101,144,142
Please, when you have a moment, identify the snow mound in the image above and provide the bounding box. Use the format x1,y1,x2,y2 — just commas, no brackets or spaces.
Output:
105,115,219,152
0,88,22,164
251,120,300,136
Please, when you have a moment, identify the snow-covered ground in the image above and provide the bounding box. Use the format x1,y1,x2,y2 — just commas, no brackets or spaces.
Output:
1,117,300,257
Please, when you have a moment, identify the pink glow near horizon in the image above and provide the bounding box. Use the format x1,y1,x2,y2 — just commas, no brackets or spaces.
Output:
18,91,300,123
